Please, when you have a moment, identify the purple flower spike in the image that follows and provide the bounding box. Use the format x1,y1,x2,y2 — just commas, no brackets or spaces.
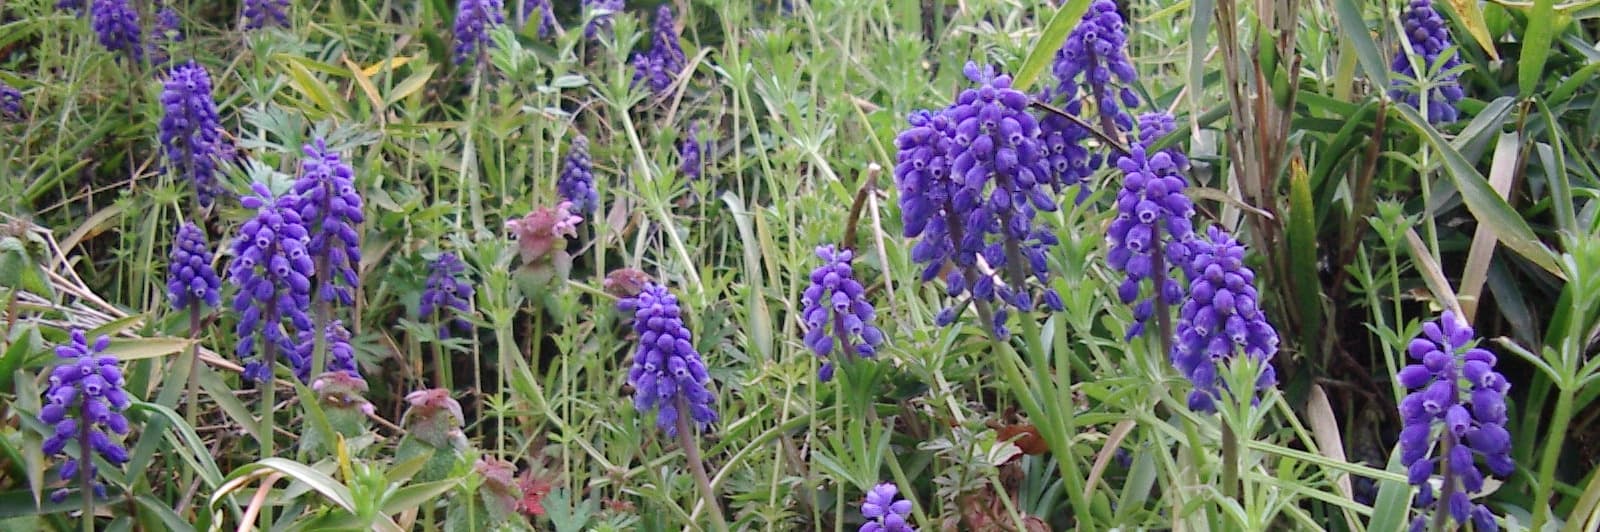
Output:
582,0,622,39
291,139,364,307
1398,311,1511,531
895,63,1064,338
295,321,360,382
630,6,686,94
1171,226,1278,412
228,183,314,382
1,82,22,121
159,62,227,207
1390,0,1465,124
619,283,717,437
40,330,131,503
147,7,184,67
522,0,558,37
168,222,222,311
557,135,597,214
90,0,142,62
680,123,704,179
242,0,288,30
1106,112,1194,340
454,0,506,66
859,482,916,532
1039,0,1139,187
801,245,885,381
419,252,475,338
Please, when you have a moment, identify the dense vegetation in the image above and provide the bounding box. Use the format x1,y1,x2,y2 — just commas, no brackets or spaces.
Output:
1,0,1599,530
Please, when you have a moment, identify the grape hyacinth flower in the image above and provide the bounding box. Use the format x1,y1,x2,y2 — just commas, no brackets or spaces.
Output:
39,331,131,503
801,245,885,382
680,123,703,179
159,61,226,207
1390,0,1465,124
147,7,183,67
631,6,687,94
859,482,916,532
1171,226,1279,412
1397,311,1512,531
228,183,314,382
419,252,475,338
291,139,364,307
454,0,505,66
618,283,716,437
167,222,222,311
242,0,288,29
90,0,142,62
294,321,360,382
1,82,22,121
894,63,1064,338
522,0,558,37
1106,112,1194,340
557,135,597,213
1038,0,1138,187
582,0,622,39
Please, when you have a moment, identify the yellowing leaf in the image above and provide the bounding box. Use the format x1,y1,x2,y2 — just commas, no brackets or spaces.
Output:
361,55,415,78
1446,0,1501,60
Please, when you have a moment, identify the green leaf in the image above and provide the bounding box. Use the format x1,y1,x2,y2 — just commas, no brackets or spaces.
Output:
133,495,196,532
1535,100,1579,235
103,337,196,362
1287,159,1323,357
1444,0,1501,59
1012,0,1092,92
1393,104,1565,278
215,458,357,513
1521,0,1557,96
379,479,462,515
1333,0,1390,88
1367,446,1413,532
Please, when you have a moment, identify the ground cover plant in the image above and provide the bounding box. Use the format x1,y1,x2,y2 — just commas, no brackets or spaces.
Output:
2,0,1600,530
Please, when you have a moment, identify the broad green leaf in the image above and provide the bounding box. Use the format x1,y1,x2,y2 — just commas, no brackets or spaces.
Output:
1445,0,1501,59
1520,0,1557,96
1334,0,1390,88
1012,0,1092,92
1393,105,1565,278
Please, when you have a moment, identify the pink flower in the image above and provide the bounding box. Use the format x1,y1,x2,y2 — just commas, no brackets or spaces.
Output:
507,201,582,264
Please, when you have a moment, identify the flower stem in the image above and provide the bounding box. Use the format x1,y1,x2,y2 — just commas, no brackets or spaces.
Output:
1220,420,1240,502
675,395,729,532
259,331,277,531
1530,387,1574,531
78,416,94,532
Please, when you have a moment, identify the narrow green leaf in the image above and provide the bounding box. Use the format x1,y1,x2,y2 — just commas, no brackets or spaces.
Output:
217,458,357,512
1287,160,1323,357
133,495,196,532
1393,105,1565,277
1012,0,1092,92
1188,0,1215,112
1333,0,1390,88
103,337,196,362
1535,100,1579,235
1521,0,1557,96
1368,447,1413,532
1444,0,1501,59
380,479,463,515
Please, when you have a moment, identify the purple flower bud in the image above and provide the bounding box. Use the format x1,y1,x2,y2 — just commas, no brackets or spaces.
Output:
620,283,716,436
229,184,314,382
168,222,222,310
630,5,687,94
1390,0,1465,124
454,0,505,66
1396,311,1510,529
241,0,288,30
522,0,558,37
0,81,23,121
159,62,227,207
291,139,364,307
90,0,142,61
681,123,704,179
419,252,476,338
39,330,130,500
859,482,916,532
802,245,886,381
557,135,598,213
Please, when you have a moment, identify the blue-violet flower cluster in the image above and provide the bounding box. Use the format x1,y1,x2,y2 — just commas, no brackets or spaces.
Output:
291,139,364,306
632,6,686,94
419,252,475,338
90,0,142,62
168,222,222,311
229,183,315,382
522,0,558,37
1106,112,1193,340
1171,226,1278,412
859,482,915,532
1390,0,1465,124
557,135,597,213
454,0,505,65
159,61,226,207
1,82,21,121
1397,311,1512,531
1038,0,1139,187
242,0,289,29
681,123,703,179
583,0,622,39
801,245,884,382
148,7,183,67
40,331,131,502
896,62,1064,338
619,283,716,437
296,321,360,382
